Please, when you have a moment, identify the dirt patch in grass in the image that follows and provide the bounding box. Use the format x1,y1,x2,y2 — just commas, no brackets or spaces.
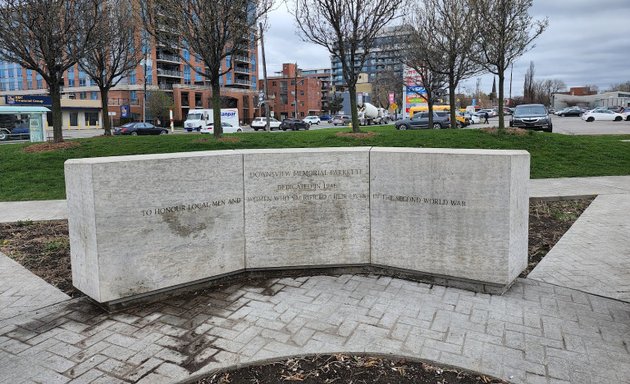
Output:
335,131,378,139
23,141,81,153
192,136,241,144
197,353,508,384
479,127,530,136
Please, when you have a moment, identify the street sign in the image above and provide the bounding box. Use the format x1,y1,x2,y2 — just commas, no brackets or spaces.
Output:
108,112,116,116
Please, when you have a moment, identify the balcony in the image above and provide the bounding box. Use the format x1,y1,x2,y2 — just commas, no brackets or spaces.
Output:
233,65,249,74
233,55,249,63
158,83,173,90
233,78,251,86
157,68,183,78
156,53,181,63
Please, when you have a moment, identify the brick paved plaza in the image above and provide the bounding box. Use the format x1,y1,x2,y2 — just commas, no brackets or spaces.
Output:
1,176,629,383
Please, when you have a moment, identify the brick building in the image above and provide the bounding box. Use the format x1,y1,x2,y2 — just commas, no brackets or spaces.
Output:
261,63,322,120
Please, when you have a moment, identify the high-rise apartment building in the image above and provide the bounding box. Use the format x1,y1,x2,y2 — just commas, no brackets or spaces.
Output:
331,26,405,91
0,10,260,128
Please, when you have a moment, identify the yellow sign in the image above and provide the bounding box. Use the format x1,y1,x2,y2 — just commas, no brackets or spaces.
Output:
389,102,398,111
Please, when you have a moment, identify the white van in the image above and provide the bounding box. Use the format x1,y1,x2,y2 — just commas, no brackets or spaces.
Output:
184,108,239,132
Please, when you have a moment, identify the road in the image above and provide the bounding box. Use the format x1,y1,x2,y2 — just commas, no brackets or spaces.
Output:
2,116,629,144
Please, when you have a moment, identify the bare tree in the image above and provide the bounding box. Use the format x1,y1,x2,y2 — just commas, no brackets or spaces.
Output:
399,33,448,128
523,61,535,103
407,0,481,128
329,93,344,114
143,0,273,138
0,0,100,142
79,0,142,136
533,78,565,106
294,0,401,132
609,81,630,92
371,70,403,109
471,0,547,130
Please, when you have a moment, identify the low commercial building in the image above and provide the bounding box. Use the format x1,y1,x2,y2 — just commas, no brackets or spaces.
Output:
2,95,102,130
552,91,630,110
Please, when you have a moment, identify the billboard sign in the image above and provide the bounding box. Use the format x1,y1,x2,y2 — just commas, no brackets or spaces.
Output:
5,95,52,106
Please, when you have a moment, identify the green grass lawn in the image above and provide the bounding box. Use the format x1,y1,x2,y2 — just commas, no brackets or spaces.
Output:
1,126,629,201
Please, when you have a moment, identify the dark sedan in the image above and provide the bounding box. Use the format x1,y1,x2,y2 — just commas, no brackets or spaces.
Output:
114,122,169,135
395,112,450,130
557,107,584,117
280,118,310,131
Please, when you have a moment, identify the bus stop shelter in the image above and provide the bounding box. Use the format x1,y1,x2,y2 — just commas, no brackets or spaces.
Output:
0,106,49,142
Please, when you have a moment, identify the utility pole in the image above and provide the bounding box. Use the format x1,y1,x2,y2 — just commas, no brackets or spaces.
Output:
143,50,148,123
509,62,514,102
259,22,270,131
294,62,298,118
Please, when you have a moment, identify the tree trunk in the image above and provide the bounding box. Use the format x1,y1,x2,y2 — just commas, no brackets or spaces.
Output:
449,82,457,129
49,83,63,143
211,80,222,139
428,99,434,128
348,85,360,133
498,69,505,131
100,87,111,136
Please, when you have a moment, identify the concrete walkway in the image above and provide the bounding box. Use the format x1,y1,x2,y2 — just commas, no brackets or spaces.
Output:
1,175,629,383
529,194,630,301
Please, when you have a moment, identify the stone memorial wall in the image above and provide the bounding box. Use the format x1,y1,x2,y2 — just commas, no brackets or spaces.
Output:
65,147,529,305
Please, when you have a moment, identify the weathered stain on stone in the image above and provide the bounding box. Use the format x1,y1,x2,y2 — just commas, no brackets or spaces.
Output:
162,211,208,237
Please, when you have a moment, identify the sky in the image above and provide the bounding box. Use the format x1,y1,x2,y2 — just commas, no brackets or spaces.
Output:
261,0,630,96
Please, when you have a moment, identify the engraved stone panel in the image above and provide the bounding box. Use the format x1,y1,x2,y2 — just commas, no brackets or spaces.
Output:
65,151,244,303
370,148,530,286
243,148,371,269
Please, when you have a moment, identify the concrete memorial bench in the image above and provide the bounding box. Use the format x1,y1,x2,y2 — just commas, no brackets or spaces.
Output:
65,147,529,308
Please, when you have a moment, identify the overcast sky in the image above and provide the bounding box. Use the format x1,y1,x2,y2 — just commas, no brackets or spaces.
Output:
261,0,630,96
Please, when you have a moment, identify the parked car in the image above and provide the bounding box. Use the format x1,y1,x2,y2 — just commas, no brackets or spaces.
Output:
509,104,552,132
581,109,624,122
251,117,281,131
556,106,584,117
0,125,30,141
434,111,468,127
303,116,321,125
319,114,332,121
395,112,450,130
200,122,242,134
620,107,630,121
331,115,352,126
280,118,310,131
114,122,168,135
464,112,481,124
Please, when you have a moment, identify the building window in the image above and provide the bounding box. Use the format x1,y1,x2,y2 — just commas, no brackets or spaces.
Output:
130,91,137,102
85,112,99,126
129,71,136,85
195,67,202,81
181,92,189,106
91,92,98,100
80,92,87,99
69,112,78,126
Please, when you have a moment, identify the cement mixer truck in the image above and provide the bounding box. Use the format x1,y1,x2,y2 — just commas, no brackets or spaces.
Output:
358,102,388,125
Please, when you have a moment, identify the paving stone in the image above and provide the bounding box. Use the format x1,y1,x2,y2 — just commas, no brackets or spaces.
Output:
2,270,630,384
